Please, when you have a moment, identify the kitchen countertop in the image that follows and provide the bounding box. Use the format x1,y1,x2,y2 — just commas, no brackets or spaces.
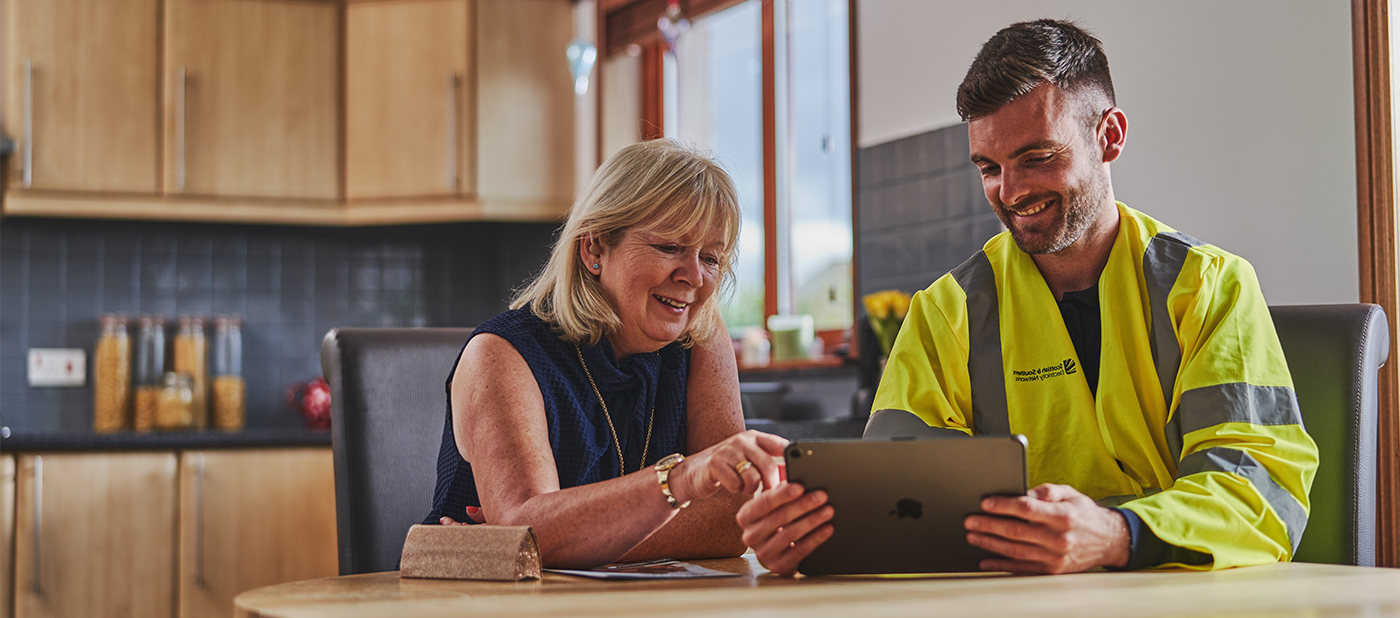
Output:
0,419,863,453
0,427,332,452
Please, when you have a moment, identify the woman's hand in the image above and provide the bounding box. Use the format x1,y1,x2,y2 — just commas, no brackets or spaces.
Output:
669,430,788,504
439,505,489,526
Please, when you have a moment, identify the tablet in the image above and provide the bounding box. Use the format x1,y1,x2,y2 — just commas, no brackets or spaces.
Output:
783,436,1027,575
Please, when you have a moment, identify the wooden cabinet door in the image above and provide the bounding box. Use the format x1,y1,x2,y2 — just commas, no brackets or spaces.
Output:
6,0,161,193
13,453,178,618
346,0,473,200
476,0,575,216
164,0,340,200
177,448,337,618
2,456,14,618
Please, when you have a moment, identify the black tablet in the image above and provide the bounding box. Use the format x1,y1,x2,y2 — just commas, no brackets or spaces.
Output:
784,436,1027,575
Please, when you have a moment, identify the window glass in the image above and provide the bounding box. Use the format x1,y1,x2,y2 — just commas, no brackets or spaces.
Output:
786,0,851,331
672,0,765,330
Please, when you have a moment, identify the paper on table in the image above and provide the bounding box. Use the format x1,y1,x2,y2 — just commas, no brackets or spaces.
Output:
545,558,741,580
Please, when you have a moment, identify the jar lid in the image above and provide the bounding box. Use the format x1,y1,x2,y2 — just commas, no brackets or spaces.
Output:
139,314,167,327
99,313,129,327
214,314,244,327
162,372,193,387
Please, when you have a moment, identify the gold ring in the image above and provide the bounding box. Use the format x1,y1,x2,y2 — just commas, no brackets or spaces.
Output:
734,460,754,475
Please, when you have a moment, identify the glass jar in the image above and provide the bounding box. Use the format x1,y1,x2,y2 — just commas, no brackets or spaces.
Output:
156,372,196,430
173,316,208,429
93,314,131,432
211,316,245,431
133,315,167,432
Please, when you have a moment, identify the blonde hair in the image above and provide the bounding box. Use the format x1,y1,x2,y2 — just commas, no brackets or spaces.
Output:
511,139,741,348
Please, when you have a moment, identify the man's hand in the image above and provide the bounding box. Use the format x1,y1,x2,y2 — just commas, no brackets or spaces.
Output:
736,482,834,577
964,483,1130,574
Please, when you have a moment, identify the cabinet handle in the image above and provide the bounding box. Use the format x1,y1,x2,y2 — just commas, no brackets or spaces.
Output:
32,455,42,594
23,57,33,188
446,72,458,191
176,66,187,192
194,452,206,587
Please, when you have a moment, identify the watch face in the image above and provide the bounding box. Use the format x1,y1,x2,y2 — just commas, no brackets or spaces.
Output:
656,453,684,469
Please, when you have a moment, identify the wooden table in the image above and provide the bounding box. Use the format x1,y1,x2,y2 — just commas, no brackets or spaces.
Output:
236,556,1400,618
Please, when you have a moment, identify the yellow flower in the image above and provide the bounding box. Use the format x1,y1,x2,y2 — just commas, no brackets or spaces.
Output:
890,292,910,319
861,289,911,357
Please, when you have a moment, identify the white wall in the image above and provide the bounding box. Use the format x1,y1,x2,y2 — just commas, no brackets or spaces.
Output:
858,0,1358,304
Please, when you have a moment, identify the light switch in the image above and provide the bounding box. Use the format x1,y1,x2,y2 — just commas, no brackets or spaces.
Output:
28,348,86,387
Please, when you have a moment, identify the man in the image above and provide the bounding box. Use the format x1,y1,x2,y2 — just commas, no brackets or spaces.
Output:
737,19,1317,575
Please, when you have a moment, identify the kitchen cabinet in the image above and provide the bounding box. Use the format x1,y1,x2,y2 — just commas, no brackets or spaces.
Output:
2,456,13,618
2,447,334,618
13,452,178,618
476,0,576,218
176,448,336,618
346,0,474,201
3,0,576,225
5,0,162,194
164,0,340,200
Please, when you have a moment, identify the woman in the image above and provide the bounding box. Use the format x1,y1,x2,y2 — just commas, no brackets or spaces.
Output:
424,139,789,569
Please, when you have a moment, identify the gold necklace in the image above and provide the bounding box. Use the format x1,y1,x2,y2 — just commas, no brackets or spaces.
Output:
575,344,655,477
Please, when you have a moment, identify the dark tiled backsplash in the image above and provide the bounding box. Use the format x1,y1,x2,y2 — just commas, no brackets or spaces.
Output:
853,123,1003,394
0,217,558,432
856,123,1003,300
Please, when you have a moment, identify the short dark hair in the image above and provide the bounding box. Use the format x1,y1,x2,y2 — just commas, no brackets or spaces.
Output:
956,19,1115,124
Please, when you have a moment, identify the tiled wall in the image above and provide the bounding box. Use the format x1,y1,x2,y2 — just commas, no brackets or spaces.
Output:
853,123,1004,398
0,217,558,432
856,122,1003,300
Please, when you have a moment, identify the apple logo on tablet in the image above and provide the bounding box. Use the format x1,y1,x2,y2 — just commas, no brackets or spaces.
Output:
889,498,923,519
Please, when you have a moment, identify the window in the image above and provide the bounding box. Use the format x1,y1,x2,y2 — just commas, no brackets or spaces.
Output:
671,1,766,329
598,0,856,355
1350,0,1399,566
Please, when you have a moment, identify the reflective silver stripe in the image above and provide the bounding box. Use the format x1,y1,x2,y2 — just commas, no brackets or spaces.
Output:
865,409,971,439
1095,489,1162,508
1177,383,1303,436
1143,231,1203,463
1178,447,1308,552
951,251,1009,436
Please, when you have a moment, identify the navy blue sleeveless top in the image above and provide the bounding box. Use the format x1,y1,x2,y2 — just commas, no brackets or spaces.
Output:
424,306,690,524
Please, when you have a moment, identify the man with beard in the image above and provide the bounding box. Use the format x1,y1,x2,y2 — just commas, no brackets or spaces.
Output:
736,19,1317,575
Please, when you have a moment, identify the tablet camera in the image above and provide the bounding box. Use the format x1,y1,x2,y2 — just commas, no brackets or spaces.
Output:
788,447,802,459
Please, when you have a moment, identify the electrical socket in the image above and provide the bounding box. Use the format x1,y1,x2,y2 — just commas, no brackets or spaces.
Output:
28,348,86,387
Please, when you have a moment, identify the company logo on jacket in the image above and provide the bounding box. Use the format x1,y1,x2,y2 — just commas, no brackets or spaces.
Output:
1012,359,1077,383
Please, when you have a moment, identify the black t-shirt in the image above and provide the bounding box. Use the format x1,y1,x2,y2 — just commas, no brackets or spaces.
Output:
1056,284,1101,395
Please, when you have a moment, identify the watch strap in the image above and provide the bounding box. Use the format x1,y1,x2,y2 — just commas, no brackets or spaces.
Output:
655,453,691,509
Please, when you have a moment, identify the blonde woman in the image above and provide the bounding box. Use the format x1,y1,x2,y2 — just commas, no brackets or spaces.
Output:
424,139,801,569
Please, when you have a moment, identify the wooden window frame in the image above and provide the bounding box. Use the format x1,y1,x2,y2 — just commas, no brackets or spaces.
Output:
1353,0,1400,568
598,0,860,364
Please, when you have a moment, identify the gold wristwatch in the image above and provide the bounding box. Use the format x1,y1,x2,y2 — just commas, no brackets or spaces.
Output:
654,453,690,509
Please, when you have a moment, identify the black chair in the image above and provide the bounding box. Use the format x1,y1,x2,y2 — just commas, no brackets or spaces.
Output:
1271,304,1387,566
321,327,474,575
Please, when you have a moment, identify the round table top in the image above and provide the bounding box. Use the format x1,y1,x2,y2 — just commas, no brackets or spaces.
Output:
236,557,1400,618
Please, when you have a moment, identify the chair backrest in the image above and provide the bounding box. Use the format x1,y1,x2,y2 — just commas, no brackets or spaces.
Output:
321,327,474,575
1270,304,1388,566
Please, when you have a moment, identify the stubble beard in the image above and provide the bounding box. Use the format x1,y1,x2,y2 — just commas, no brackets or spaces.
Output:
995,168,1111,255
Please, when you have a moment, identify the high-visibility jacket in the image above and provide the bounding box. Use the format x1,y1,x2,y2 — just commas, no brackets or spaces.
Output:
873,202,1318,569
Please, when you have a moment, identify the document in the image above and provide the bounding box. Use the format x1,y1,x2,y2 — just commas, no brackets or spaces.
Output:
545,558,742,580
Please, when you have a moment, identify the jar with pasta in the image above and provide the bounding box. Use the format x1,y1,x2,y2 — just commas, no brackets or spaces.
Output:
133,315,167,432
211,315,245,431
93,314,131,432
156,372,195,430
173,316,208,429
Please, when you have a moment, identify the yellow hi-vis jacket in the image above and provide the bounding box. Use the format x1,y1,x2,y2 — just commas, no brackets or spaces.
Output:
873,202,1318,569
